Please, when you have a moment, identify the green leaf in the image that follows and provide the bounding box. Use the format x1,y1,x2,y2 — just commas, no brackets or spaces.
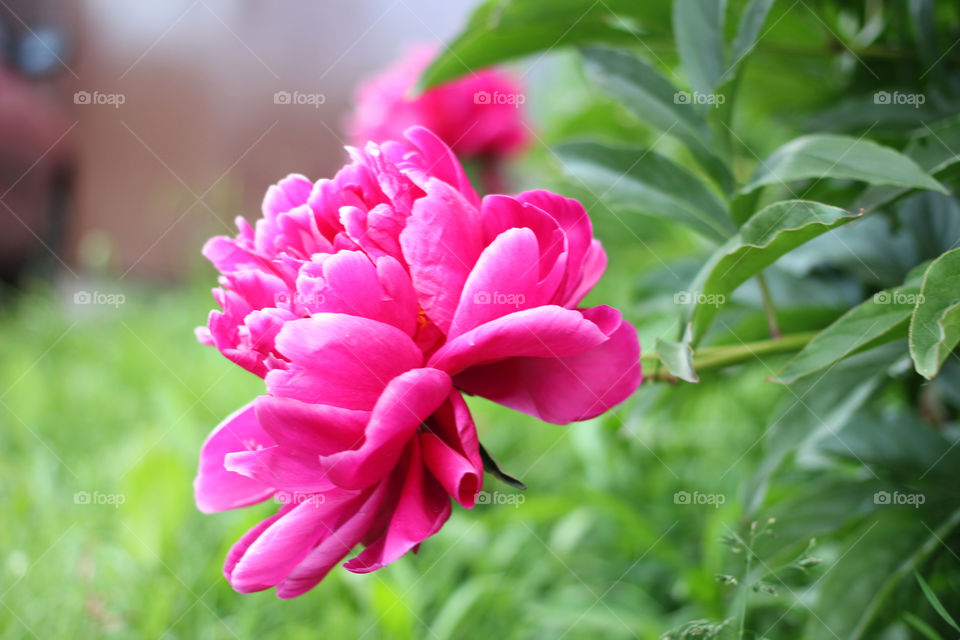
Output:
909,248,960,379
654,337,699,382
728,0,776,74
684,200,862,345
857,116,960,212
579,46,733,191
419,0,651,89
741,134,947,196
673,0,726,98
915,571,960,633
808,507,960,640
774,285,920,383
556,141,734,242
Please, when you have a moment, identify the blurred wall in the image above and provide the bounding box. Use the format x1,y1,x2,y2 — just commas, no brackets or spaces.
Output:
18,0,470,279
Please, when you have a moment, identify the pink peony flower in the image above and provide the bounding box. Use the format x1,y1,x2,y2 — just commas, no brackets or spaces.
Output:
195,126,641,597
347,46,528,161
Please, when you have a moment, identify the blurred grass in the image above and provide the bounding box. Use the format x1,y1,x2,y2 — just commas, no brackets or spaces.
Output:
0,243,796,639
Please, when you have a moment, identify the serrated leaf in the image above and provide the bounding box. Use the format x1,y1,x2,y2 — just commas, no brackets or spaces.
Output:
741,134,947,196
673,0,726,98
857,116,960,212
654,337,699,382
774,285,920,383
556,141,734,242
579,46,732,191
419,0,654,89
685,200,862,344
909,247,960,379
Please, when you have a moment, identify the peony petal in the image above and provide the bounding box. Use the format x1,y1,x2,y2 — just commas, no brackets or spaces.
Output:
452,306,642,424
448,227,542,338
344,439,451,573
226,489,367,593
266,314,423,410
225,445,334,494
194,403,276,514
320,368,452,489
428,305,609,375
421,432,481,508
254,395,370,454
399,178,483,334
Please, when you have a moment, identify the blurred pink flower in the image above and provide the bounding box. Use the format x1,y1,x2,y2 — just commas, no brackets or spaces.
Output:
195,127,641,596
347,46,528,161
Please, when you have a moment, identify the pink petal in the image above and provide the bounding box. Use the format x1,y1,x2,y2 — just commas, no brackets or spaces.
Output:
276,484,388,598
225,445,334,494
448,227,542,338
266,314,423,410
194,403,276,514
226,489,367,593
428,305,610,375
566,239,607,306
344,439,451,573
399,178,483,334
402,126,480,207
421,431,481,508
254,395,370,454
452,306,642,424
320,368,452,490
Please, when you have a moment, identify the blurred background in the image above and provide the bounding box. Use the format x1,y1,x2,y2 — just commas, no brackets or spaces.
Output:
2,0,960,638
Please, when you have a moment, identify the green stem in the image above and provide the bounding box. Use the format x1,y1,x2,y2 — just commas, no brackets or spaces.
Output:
756,273,781,338
642,332,817,381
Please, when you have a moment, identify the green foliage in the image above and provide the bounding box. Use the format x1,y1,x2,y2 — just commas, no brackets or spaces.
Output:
419,0,960,636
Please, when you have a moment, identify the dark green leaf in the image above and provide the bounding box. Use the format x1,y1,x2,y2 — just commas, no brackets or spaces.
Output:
654,337,699,382
910,247,960,379
673,0,726,98
685,200,861,345
774,285,920,383
479,443,526,490
579,46,733,190
419,0,652,89
915,570,960,633
556,141,734,242
741,134,947,196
